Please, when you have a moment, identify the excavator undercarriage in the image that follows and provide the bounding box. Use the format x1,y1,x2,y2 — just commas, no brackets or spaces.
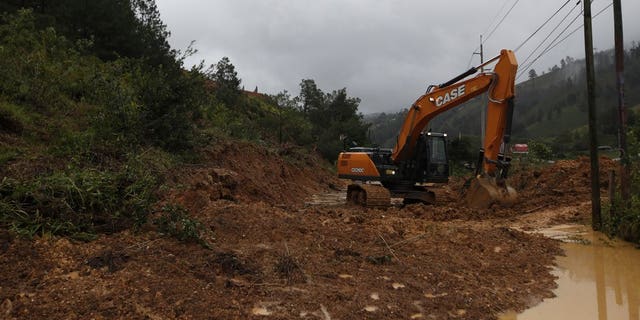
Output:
346,184,390,207
346,183,437,208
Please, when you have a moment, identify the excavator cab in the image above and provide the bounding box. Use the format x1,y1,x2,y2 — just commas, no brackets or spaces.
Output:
399,131,449,183
421,132,449,182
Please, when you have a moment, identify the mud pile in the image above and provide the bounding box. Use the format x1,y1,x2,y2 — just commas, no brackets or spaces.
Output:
2,146,607,320
512,156,614,197
508,157,618,218
409,157,620,223
164,140,341,212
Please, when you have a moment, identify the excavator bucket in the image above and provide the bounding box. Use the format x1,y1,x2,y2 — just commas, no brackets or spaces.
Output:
465,175,517,209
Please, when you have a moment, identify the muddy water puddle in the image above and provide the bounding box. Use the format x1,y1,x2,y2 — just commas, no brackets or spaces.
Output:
502,224,640,320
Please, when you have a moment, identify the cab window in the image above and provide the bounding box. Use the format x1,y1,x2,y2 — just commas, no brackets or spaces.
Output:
428,137,447,163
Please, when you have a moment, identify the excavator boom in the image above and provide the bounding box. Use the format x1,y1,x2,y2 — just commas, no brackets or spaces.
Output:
393,49,517,176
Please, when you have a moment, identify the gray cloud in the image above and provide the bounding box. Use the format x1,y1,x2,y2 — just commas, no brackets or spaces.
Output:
157,0,640,114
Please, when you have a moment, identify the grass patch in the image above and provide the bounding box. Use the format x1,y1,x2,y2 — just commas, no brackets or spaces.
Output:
603,195,640,244
0,146,20,165
0,101,31,134
0,157,159,240
154,204,212,249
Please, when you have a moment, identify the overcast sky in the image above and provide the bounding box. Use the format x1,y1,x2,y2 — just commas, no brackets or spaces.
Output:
155,0,640,114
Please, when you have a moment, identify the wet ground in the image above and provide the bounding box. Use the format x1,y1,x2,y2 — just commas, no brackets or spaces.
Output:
501,224,640,320
0,147,626,319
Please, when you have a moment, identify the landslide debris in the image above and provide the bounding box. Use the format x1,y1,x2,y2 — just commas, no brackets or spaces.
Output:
2,145,615,319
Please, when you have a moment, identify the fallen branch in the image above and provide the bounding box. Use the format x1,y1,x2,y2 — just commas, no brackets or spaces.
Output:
320,304,332,320
389,232,428,249
525,203,550,213
378,232,402,265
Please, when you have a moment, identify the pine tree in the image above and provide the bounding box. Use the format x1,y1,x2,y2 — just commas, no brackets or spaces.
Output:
213,57,241,106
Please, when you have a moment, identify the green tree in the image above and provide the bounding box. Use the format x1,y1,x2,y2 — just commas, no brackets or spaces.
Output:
131,0,173,64
271,90,313,145
327,88,361,122
565,56,575,64
1,0,175,66
53,0,142,61
529,140,552,160
295,79,369,160
212,57,241,106
298,79,324,114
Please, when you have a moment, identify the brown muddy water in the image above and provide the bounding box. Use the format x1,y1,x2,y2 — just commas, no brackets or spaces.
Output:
501,224,640,320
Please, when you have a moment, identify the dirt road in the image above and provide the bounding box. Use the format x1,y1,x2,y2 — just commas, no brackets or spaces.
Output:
0,143,614,319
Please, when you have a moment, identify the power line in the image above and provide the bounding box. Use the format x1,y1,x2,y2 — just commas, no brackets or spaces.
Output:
466,52,476,69
514,0,573,52
518,10,583,78
484,0,521,45
517,2,613,81
540,3,613,57
483,0,513,38
517,11,583,80
516,1,581,75
467,0,514,68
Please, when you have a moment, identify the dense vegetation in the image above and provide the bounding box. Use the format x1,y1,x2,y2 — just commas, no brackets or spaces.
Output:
0,3,369,240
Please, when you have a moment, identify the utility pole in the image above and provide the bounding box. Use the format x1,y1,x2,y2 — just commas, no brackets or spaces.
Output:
583,0,602,230
474,36,486,144
479,35,485,72
613,0,630,202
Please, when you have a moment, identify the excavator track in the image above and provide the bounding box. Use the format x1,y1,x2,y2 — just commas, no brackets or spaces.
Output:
347,184,391,208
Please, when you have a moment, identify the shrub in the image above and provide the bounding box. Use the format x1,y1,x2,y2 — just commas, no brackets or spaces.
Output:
529,140,553,160
604,194,640,243
154,204,211,249
0,10,86,111
0,159,159,239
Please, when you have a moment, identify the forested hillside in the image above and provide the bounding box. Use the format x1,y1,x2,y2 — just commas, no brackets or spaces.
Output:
367,45,640,157
0,2,369,239
2,3,640,318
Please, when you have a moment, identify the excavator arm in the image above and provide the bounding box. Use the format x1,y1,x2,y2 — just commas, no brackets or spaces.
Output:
392,49,517,177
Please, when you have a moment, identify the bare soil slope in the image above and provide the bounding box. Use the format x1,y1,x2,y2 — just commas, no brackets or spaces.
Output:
1,146,614,320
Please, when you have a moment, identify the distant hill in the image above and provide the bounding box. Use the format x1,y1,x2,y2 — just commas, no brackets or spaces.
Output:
363,111,408,147
366,44,640,155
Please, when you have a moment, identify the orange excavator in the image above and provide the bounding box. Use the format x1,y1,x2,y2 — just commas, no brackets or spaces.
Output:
337,49,518,209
